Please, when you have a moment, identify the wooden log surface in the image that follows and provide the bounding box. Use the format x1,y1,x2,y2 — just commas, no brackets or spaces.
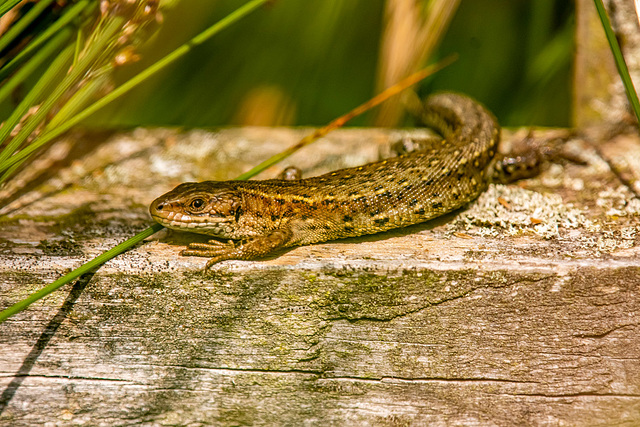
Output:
1,126,639,425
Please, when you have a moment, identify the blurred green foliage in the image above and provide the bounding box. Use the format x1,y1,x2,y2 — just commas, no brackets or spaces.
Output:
426,0,573,127
90,0,381,128
36,0,575,128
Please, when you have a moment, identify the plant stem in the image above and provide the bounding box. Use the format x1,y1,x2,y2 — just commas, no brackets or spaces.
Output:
236,56,456,180
0,0,92,83
593,0,640,125
0,44,74,164
0,0,56,53
0,27,72,106
0,0,270,181
0,224,163,323
0,15,123,177
0,0,22,18
0,0,271,321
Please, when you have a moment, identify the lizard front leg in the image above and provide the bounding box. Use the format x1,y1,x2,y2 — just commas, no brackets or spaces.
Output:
182,226,294,269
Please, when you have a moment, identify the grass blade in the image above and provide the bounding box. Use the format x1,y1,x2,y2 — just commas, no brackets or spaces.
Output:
0,224,163,323
0,15,123,175
236,56,456,180
0,0,270,182
46,72,110,130
0,26,72,106
0,0,92,83
0,0,271,321
593,0,640,125
0,54,451,323
0,0,21,18
0,0,56,54
0,43,74,164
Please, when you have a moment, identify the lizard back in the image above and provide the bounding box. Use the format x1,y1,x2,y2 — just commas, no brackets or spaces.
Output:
149,92,500,264
227,93,500,245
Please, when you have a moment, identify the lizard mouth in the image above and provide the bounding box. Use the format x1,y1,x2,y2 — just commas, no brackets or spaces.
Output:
150,210,230,230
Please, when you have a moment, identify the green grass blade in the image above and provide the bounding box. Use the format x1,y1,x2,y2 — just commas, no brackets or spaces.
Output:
0,223,164,323
0,0,56,53
46,72,110,129
593,0,640,125
0,16,123,174
0,0,271,322
0,26,72,106
0,0,21,18
0,33,440,325
0,0,92,83
0,0,270,182
0,43,74,164
0,157,20,182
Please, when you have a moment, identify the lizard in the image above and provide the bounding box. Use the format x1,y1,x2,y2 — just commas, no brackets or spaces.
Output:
149,92,544,268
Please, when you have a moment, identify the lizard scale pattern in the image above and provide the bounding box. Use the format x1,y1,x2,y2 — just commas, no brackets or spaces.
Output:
150,93,500,268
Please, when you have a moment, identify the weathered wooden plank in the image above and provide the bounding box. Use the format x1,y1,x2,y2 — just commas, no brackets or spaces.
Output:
1,127,639,425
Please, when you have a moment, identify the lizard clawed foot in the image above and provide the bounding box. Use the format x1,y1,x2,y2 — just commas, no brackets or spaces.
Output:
180,227,293,270
181,239,239,268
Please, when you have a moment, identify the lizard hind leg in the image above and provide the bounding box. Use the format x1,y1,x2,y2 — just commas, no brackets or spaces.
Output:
490,129,584,184
490,151,544,184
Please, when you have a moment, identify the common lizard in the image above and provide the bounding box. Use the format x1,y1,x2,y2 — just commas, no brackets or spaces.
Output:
150,93,532,268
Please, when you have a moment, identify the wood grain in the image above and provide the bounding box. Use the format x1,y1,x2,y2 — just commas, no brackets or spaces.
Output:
1,126,639,426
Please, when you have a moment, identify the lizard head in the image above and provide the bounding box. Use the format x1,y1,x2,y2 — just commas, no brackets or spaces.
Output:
149,182,242,238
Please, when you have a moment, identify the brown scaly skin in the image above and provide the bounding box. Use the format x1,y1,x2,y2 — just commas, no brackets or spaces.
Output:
150,93,506,268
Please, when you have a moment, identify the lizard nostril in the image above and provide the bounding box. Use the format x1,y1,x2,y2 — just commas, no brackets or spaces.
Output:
155,203,164,211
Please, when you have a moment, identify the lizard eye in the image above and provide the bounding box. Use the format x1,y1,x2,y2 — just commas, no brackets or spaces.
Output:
190,198,205,210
